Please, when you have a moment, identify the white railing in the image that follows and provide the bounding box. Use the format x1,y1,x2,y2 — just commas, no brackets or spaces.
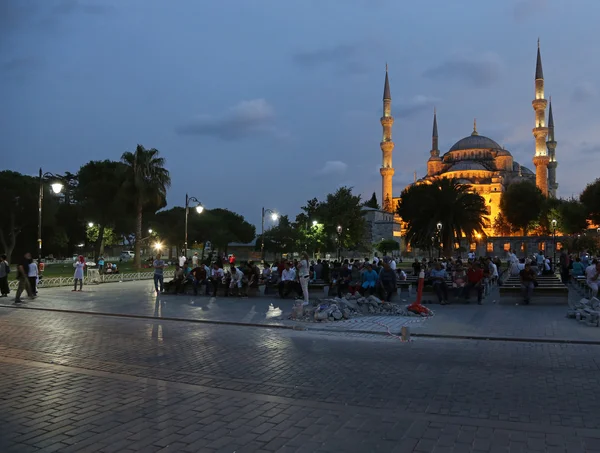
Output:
7,270,175,290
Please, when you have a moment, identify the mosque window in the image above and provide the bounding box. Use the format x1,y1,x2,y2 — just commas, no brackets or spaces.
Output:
470,242,476,251
454,242,460,249
406,243,412,253
556,241,562,251
503,243,511,252
520,242,525,252
487,242,493,253
539,242,545,251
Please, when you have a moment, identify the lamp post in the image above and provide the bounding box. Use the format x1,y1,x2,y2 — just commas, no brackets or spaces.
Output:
184,193,204,258
336,225,343,261
37,168,65,262
552,219,557,271
260,207,279,261
436,222,442,258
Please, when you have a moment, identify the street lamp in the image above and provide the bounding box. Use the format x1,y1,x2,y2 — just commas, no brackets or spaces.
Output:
552,219,557,271
184,193,204,257
336,225,343,261
37,168,66,261
88,222,94,228
260,207,279,261
312,220,318,227
148,229,153,234
436,222,443,258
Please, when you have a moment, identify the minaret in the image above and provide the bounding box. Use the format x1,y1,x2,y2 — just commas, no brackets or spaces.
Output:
532,39,549,196
380,65,395,212
546,98,558,197
427,108,442,176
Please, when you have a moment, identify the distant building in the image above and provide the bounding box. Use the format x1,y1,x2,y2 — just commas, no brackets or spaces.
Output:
362,206,401,250
379,41,559,237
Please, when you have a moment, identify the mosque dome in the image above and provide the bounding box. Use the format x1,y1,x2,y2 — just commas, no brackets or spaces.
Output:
449,133,502,152
446,161,489,172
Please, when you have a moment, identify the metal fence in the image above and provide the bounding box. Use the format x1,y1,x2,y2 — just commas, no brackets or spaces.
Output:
7,270,175,290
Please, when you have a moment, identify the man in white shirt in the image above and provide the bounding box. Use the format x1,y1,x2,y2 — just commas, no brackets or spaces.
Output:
585,260,600,298
390,258,397,270
278,262,296,298
179,253,186,267
192,252,199,267
229,265,246,296
209,264,224,297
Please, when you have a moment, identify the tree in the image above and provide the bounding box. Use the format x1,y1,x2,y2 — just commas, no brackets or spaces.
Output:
375,239,399,255
258,215,299,256
316,187,367,251
499,180,545,236
493,213,518,236
0,171,41,262
581,178,600,225
76,160,130,260
121,145,171,268
398,178,488,257
363,192,380,210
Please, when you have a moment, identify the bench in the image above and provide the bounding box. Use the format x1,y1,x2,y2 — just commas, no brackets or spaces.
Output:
499,275,568,304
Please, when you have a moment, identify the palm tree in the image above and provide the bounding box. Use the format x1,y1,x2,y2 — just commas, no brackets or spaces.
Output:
121,145,171,269
397,178,488,257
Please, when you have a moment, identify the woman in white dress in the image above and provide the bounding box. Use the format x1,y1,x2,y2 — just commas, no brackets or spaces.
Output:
73,255,85,292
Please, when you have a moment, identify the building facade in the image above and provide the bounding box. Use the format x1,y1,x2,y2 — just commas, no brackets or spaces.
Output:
381,41,559,237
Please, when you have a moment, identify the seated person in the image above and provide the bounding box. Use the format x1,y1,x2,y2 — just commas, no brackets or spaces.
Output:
261,262,272,283
359,263,378,296
377,258,397,302
520,262,537,304
228,265,246,297
571,257,585,278
278,262,296,298
165,264,185,294
208,264,224,297
452,264,466,298
465,261,484,304
191,265,207,296
337,262,352,297
397,269,407,281
430,262,449,305
247,261,260,289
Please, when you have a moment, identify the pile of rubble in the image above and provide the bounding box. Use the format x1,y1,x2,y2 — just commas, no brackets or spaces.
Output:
567,298,600,327
294,293,423,322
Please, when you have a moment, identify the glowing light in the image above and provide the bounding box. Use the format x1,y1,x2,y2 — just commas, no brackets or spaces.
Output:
195,204,204,214
88,222,94,228
270,213,278,221
551,219,557,228
153,242,163,250
312,220,318,227
148,229,153,233
50,183,63,194
436,222,442,231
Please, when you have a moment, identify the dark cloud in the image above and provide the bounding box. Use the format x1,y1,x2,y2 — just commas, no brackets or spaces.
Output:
423,53,503,88
395,95,440,118
176,99,284,141
292,43,368,75
572,82,597,103
513,0,548,22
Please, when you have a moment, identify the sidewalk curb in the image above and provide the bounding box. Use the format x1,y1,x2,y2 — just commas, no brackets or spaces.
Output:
1,303,598,345
0,304,305,332
300,325,600,345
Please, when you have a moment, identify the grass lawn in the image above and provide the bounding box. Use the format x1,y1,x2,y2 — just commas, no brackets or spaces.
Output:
8,260,142,281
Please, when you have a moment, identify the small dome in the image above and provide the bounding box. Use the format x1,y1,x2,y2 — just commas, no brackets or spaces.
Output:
449,134,502,152
447,161,489,171
496,149,511,156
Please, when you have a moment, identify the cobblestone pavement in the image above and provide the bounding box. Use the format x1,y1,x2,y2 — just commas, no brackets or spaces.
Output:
2,280,599,342
1,309,600,452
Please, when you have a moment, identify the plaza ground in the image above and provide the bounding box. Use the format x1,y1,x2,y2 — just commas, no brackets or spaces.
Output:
1,281,600,452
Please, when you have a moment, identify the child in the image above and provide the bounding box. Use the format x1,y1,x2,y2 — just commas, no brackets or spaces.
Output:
73,255,85,291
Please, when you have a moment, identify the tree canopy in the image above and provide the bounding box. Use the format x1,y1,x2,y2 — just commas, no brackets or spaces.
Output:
499,180,545,236
398,178,488,256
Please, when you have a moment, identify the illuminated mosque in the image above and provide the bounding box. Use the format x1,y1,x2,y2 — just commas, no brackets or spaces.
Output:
379,41,558,237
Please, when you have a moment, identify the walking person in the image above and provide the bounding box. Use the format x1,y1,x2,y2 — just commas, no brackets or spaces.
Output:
297,252,310,306
14,252,34,304
153,253,166,293
0,254,10,297
28,259,39,296
73,255,85,292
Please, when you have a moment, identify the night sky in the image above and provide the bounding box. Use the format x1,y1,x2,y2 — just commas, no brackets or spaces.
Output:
2,0,598,228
